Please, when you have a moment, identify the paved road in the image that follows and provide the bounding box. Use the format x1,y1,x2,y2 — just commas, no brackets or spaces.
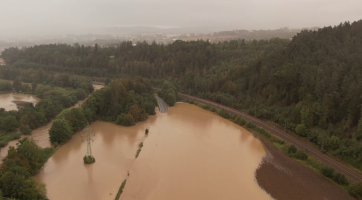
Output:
153,88,362,183
155,95,168,113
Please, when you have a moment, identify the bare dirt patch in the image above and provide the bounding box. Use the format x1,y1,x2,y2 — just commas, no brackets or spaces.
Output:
256,137,355,200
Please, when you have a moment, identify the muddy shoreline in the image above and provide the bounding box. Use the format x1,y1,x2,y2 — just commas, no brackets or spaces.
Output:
255,136,355,200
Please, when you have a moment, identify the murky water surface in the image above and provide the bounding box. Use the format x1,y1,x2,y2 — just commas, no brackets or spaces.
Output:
0,93,40,111
35,103,271,200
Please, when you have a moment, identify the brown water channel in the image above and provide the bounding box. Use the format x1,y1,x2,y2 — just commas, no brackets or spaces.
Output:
0,84,104,160
0,93,40,111
35,103,272,200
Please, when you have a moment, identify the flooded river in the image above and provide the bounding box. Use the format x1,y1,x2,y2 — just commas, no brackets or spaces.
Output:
35,103,272,200
0,93,40,111
0,84,104,160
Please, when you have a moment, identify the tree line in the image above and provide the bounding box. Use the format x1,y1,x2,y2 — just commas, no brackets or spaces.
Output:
2,20,362,169
49,77,156,145
0,138,54,200
0,70,94,148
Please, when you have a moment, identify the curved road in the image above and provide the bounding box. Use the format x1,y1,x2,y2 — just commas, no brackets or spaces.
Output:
155,95,168,113
154,88,362,183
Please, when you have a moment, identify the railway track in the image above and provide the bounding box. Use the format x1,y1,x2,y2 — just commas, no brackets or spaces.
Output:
173,91,362,184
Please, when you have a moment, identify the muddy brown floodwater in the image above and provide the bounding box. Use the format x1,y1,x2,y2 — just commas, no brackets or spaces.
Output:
0,84,104,161
0,93,40,111
35,103,272,200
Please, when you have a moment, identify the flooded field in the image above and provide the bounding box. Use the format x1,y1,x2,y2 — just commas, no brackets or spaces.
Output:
0,84,104,160
35,103,271,200
0,93,40,111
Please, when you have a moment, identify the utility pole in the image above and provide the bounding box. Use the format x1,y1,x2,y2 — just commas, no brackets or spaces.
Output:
81,123,96,164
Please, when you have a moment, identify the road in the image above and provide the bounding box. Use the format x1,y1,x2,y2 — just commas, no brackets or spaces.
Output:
155,95,168,113
153,88,362,183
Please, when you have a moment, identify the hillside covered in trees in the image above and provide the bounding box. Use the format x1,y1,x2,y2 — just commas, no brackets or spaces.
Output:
2,20,362,169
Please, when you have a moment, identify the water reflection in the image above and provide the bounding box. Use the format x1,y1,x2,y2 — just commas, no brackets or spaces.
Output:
0,93,40,111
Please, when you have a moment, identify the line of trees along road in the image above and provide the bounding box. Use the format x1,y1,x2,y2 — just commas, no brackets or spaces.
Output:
2,20,362,170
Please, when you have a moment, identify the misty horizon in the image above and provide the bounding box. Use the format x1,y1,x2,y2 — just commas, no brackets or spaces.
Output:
1,0,362,37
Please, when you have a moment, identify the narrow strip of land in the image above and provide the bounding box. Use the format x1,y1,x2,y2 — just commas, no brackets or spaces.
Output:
154,89,362,183
155,95,168,113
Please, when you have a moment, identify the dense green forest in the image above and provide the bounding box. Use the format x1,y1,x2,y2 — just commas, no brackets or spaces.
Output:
2,20,362,169
158,81,178,106
0,138,54,200
0,71,94,147
49,78,156,145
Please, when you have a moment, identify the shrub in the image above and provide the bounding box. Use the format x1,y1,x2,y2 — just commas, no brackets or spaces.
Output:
136,149,141,158
116,113,135,126
348,183,362,198
333,173,349,185
211,107,216,112
245,121,255,128
202,104,210,110
20,124,32,135
0,141,7,148
219,109,230,119
11,132,21,140
321,166,335,178
237,118,246,126
49,119,73,144
165,93,176,106
288,145,297,154
1,116,19,132
83,155,95,164
145,129,149,135
136,142,143,158
294,150,308,160
295,124,308,137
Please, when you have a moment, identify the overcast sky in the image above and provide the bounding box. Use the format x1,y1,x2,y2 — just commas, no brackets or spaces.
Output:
0,0,361,36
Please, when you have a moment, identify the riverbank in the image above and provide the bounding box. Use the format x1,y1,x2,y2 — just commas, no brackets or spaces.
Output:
183,99,355,200
0,84,104,161
159,88,362,184
256,135,354,200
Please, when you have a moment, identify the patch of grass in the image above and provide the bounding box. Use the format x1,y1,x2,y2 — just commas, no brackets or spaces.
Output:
114,179,127,200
